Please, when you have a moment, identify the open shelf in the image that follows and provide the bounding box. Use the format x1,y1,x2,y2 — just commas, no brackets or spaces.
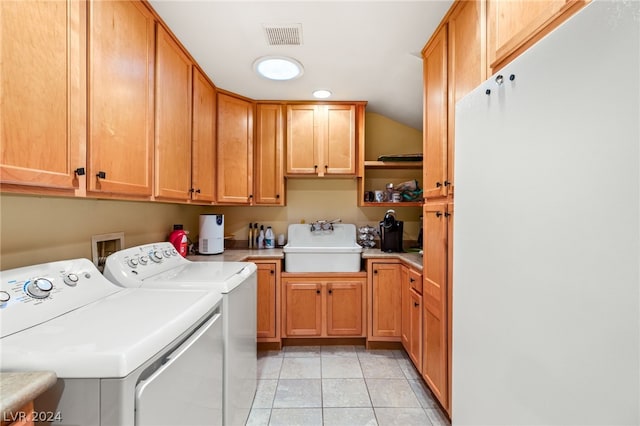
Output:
364,160,423,169
361,201,423,207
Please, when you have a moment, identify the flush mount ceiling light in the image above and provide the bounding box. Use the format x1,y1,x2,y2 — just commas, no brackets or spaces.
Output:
313,89,332,99
254,56,303,81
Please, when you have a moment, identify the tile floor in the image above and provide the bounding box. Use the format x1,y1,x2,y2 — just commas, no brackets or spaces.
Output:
247,345,451,426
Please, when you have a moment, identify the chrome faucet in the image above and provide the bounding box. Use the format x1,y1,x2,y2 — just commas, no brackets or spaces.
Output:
310,218,342,232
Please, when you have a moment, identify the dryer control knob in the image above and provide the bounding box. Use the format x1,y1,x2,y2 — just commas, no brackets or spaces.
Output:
0,291,10,304
139,256,149,265
163,249,172,258
151,251,163,262
127,258,139,268
27,278,53,299
63,273,79,286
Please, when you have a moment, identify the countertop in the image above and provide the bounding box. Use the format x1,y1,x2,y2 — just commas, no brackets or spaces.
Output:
0,371,57,419
189,248,422,271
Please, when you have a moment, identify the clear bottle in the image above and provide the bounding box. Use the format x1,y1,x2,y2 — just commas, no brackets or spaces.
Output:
258,226,265,249
265,226,275,248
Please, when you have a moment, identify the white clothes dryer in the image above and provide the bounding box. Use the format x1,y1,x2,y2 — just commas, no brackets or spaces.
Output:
0,258,223,426
103,242,257,426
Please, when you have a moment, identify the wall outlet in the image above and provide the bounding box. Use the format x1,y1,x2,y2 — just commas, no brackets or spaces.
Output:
91,232,125,272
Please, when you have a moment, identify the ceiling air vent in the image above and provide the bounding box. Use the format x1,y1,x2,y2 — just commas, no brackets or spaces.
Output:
263,24,303,46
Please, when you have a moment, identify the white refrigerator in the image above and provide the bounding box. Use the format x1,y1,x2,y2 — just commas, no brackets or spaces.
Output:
453,1,639,424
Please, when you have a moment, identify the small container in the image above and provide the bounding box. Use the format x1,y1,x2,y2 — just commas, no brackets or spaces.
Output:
374,190,385,202
265,226,275,249
391,192,402,202
169,224,188,257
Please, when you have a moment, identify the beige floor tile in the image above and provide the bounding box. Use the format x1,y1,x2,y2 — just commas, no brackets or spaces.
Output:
321,345,360,358
359,357,405,379
374,407,432,426
396,358,422,380
272,379,322,408
321,356,363,379
246,408,271,426
268,408,323,426
279,357,321,379
252,379,278,408
407,379,438,408
425,407,451,426
322,379,372,408
366,379,421,408
323,407,378,426
258,356,283,379
283,345,321,357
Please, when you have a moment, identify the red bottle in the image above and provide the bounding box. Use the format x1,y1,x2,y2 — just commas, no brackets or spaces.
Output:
169,224,188,257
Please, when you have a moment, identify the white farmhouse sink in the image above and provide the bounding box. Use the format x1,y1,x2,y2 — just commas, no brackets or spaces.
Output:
283,223,363,272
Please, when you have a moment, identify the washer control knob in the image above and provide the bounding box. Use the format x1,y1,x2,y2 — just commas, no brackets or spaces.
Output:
151,251,163,263
163,249,172,258
63,273,79,286
127,258,139,268
139,255,149,265
27,278,53,299
171,248,178,256
0,291,10,304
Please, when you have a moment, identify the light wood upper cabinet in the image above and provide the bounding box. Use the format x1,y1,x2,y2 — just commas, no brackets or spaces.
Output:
87,0,155,196
0,0,83,191
422,25,448,200
422,202,449,409
254,104,285,205
487,0,586,73
154,25,193,201
286,104,358,177
216,92,253,204
191,68,216,203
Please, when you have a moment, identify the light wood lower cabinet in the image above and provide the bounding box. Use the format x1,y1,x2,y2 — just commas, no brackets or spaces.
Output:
367,260,402,341
282,275,366,337
254,260,281,342
401,266,423,371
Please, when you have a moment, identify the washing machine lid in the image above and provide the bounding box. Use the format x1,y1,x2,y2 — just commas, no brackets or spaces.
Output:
0,288,222,378
143,261,257,293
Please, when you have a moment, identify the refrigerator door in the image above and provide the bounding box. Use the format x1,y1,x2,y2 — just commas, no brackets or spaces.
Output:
453,1,639,424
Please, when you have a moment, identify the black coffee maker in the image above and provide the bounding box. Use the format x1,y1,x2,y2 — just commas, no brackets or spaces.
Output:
379,209,404,252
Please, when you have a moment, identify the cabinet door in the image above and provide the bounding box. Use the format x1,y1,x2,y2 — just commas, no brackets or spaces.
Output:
256,262,277,339
286,105,320,175
423,26,448,199
217,93,253,204
400,266,411,351
326,280,364,336
255,104,284,205
1,0,83,190
447,0,485,196
88,0,154,196
422,202,449,408
155,25,192,201
409,287,423,371
323,105,356,175
487,0,584,71
191,69,216,202
283,280,322,336
371,263,402,338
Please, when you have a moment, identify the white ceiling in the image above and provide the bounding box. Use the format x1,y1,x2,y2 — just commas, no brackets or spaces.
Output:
148,0,453,130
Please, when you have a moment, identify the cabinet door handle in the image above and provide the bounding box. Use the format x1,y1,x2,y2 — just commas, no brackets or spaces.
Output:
314,165,318,170
435,211,443,218
409,277,415,283
96,171,106,179
74,167,85,176
435,181,442,188
444,212,451,218
276,194,280,199
189,188,195,193
324,165,328,170
373,270,378,274
328,289,333,295
316,289,321,294
270,269,274,275
195,189,201,193
249,194,253,199
444,181,451,187
414,302,420,307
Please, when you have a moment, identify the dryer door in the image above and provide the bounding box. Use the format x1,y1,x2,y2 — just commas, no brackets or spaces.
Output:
135,309,223,426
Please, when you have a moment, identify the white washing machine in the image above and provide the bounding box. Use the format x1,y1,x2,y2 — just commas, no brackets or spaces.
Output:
103,242,257,426
0,258,224,426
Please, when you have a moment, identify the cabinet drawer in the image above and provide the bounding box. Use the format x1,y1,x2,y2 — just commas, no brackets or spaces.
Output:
409,269,422,294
